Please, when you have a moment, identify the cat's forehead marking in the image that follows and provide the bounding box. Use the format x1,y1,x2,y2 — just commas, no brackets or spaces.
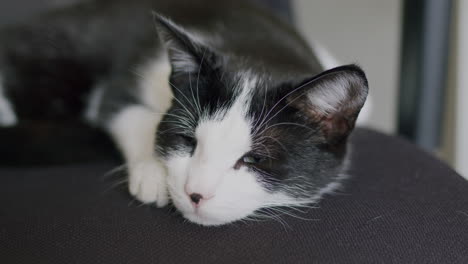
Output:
194,73,258,164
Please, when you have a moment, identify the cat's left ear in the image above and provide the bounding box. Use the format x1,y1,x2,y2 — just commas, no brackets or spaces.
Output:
289,64,369,145
153,13,216,76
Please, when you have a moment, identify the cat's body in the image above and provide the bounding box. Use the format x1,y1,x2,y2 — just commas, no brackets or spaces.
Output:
0,0,320,123
0,0,368,225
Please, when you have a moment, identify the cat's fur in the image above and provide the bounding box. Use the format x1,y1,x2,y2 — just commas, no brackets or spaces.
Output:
0,0,368,225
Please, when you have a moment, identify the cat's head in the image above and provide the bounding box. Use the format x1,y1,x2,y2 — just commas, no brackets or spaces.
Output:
154,15,368,226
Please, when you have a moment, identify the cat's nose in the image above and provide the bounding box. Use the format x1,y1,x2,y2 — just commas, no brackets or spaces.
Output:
189,193,203,204
185,184,214,207
188,192,214,207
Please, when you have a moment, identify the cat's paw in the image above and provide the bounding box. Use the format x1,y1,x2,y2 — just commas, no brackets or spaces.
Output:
128,159,169,207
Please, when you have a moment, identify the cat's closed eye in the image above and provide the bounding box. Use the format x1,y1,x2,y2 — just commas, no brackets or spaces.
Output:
178,134,197,147
234,153,265,170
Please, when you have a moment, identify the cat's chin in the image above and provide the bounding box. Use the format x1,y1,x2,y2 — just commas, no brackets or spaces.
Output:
171,195,256,226
180,207,254,226
181,212,237,226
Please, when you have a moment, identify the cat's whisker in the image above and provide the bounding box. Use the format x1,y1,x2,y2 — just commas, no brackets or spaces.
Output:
257,144,275,160
258,208,291,230
168,80,200,117
195,49,207,118
157,120,191,129
165,93,197,125
264,206,317,221
158,120,193,129
258,122,315,138
102,178,129,193
147,110,197,128
168,82,198,122
145,109,193,122
253,135,288,153
172,108,195,126
188,72,203,119
252,86,269,130
158,127,191,135
101,164,128,180
254,80,316,136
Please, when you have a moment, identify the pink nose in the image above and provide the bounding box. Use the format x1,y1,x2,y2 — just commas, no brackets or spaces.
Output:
185,184,215,207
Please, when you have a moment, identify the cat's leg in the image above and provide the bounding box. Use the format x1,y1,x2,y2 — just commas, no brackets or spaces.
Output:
107,105,169,207
88,71,172,207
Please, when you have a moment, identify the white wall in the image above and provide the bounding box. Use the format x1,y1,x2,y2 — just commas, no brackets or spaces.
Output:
454,0,468,178
293,0,402,133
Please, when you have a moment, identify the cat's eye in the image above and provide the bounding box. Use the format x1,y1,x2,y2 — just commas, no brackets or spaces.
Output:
242,155,261,164
234,153,263,169
179,134,196,146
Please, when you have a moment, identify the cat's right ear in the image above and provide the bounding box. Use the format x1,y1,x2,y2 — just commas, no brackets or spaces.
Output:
153,13,215,76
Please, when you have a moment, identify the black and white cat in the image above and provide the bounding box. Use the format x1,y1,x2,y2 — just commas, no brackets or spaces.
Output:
0,0,369,225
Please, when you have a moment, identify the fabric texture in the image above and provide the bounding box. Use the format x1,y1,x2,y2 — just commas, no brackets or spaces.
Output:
1,128,468,263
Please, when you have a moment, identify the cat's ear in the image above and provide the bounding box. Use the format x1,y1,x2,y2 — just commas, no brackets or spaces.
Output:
153,13,215,75
289,64,369,145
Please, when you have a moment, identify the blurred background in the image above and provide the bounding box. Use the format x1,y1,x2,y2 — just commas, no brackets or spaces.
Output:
293,0,467,180
0,0,466,178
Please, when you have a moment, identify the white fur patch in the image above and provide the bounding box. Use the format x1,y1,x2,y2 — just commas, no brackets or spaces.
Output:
0,75,18,127
187,101,253,195
108,106,161,167
108,105,169,207
165,76,274,225
128,158,169,206
137,53,173,113
307,77,349,115
307,75,367,116
186,77,255,197
166,154,270,226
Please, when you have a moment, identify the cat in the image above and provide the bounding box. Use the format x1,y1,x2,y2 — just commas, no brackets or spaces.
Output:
0,0,368,226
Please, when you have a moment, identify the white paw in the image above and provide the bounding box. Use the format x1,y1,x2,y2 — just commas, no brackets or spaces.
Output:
128,159,169,207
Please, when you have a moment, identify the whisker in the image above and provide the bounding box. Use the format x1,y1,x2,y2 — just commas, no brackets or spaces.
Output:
257,122,314,137
168,80,199,116
196,49,207,118
101,164,127,180
254,135,288,153
168,82,198,123
101,178,129,195
188,73,203,119
158,127,191,135
254,79,317,136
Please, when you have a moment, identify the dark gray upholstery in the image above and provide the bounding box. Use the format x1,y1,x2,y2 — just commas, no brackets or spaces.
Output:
2,128,468,263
